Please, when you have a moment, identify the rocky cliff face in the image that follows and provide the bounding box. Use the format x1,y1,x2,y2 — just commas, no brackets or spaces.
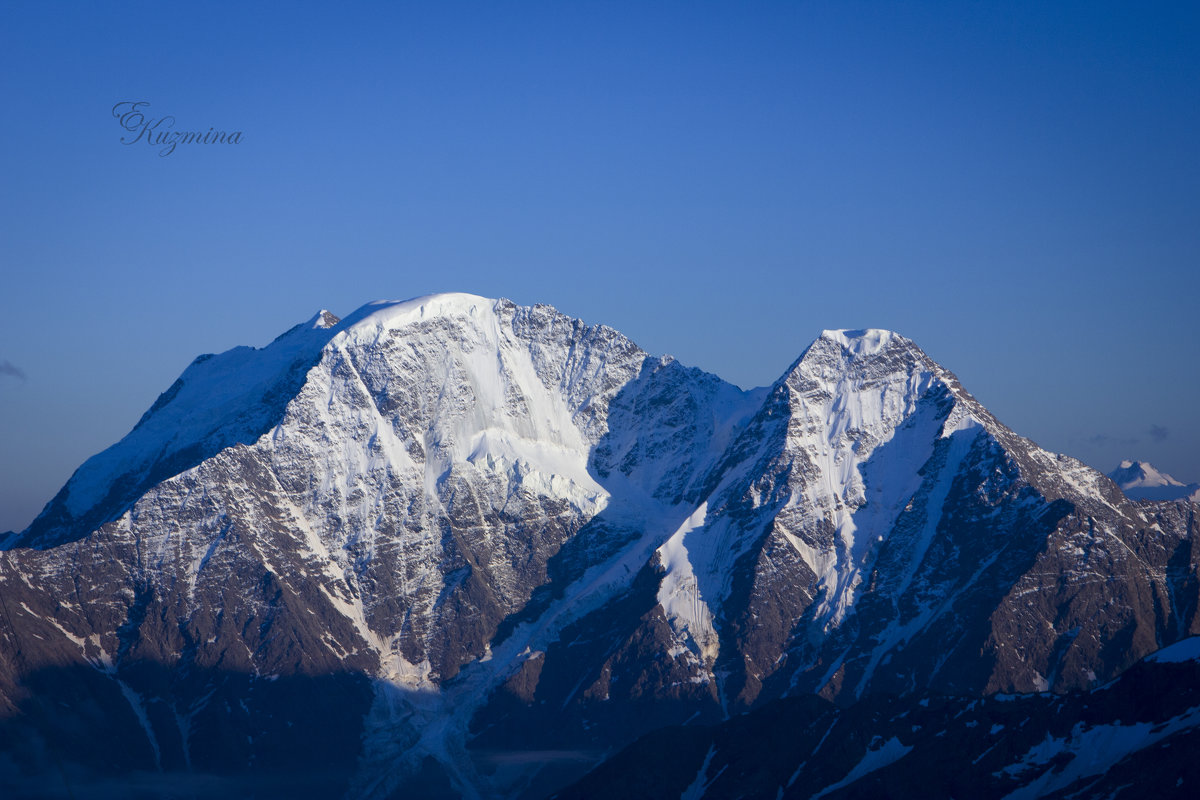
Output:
0,294,1195,798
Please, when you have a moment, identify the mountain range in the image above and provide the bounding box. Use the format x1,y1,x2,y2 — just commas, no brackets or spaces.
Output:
0,293,1196,799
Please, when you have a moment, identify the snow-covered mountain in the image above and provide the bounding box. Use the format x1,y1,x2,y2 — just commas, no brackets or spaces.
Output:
0,294,1196,799
1109,460,1200,503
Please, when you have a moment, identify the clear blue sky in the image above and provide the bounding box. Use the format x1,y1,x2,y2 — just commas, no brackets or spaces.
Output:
1,1,1198,532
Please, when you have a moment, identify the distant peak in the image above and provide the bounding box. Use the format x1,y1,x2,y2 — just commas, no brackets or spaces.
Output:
1109,460,1185,488
818,328,903,357
313,310,340,329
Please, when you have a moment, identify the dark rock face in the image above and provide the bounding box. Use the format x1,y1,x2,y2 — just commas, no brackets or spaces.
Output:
0,296,1195,798
556,638,1200,800
0,665,375,799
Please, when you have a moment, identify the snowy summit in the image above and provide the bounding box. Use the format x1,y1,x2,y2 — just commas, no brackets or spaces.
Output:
1108,460,1200,502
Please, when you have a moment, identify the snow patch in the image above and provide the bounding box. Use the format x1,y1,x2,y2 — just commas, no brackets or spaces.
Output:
681,745,718,800
1000,708,1200,799
1146,636,1200,664
656,503,719,665
814,737,912,798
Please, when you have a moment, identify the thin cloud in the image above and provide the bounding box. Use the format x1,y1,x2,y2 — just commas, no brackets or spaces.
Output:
1148,424,1169,443
0,360,25,380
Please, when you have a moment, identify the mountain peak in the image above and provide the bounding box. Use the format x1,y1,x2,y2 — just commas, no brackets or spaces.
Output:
817,328,905,357
312,309,341,329
784,328,927,388
1109,460,1184,489
344,292,497,328
1109,460,1199,502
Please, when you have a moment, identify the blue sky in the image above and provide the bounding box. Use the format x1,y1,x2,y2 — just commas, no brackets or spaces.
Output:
1,1,1198,531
